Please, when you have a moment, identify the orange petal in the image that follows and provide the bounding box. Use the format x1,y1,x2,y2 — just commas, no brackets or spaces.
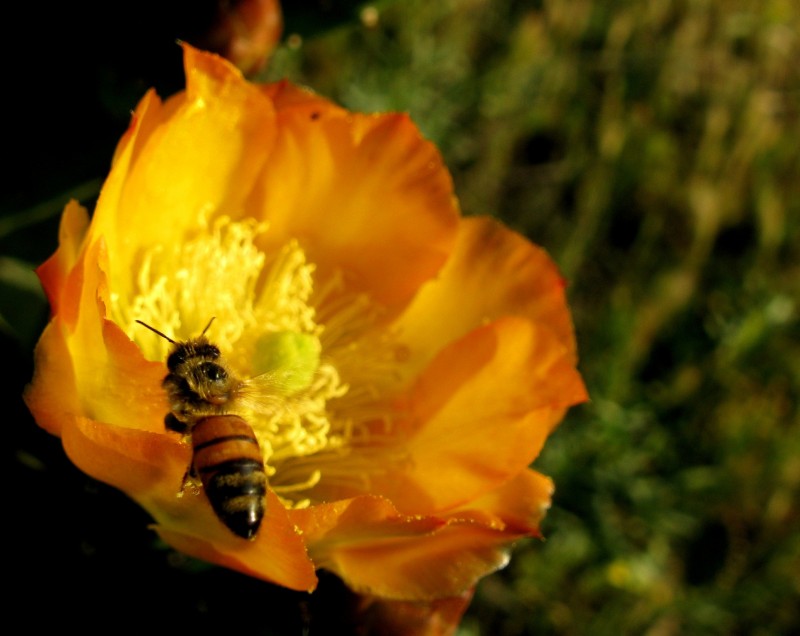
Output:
35,200,89,316
394,215,580,382
26,228,118,440
29,232,168,437
292,496,519,601
56,239,166,432
63,414,317,591
262,80,348,119
23,318,79,438
61,415,185,498
294,496,443,545
155,488,317,592
251,102,459,314
328,522,514,601
450,469,555,535
386,317,584,513
314,317,586,514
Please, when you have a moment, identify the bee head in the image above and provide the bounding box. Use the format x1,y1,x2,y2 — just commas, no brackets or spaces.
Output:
166,340,221,372
197,360,228,383
137,318,220,372
192,359,231,405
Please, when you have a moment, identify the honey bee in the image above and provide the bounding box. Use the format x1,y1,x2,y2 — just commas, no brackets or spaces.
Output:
136,318,269,540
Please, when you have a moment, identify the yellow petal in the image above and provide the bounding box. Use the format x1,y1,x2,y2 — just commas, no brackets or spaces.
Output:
87,316,170,431
88,87,163,287
91,45,277,304
251,100,459,314
394,215,580,382
292,496,520,601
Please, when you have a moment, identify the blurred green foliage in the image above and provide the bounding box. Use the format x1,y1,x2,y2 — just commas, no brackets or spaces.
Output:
267,2,800,632
3,0,798,634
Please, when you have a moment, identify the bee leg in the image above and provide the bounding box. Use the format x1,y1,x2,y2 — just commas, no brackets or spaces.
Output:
179,462,202,495
165,413,188,433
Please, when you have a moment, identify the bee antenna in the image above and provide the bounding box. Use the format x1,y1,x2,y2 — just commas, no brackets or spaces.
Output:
135,319,176,344
201,317,216,336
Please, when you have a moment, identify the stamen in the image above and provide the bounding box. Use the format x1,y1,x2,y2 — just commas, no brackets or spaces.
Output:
113,215,402,507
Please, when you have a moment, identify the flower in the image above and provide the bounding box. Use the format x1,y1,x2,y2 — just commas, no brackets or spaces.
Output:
24,44,587,614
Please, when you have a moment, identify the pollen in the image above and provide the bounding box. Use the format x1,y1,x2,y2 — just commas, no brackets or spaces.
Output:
112,215,355,505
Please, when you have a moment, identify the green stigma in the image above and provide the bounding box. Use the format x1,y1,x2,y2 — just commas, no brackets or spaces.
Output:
253,331,322,396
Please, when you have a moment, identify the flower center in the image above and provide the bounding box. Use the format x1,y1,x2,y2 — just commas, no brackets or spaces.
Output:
112,216,351,507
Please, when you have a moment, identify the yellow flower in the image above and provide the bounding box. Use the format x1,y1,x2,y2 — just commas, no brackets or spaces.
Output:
24,45,587,604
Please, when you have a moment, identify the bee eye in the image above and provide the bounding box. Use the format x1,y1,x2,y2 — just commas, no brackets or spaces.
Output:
199,361,228,383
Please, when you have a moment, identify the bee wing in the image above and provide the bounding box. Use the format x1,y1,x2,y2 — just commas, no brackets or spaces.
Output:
233,368,306,414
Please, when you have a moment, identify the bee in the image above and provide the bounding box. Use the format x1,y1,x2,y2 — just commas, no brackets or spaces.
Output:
136,318,268,540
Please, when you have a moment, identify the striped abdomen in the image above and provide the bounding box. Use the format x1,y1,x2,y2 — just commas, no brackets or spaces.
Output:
191,415,266,540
